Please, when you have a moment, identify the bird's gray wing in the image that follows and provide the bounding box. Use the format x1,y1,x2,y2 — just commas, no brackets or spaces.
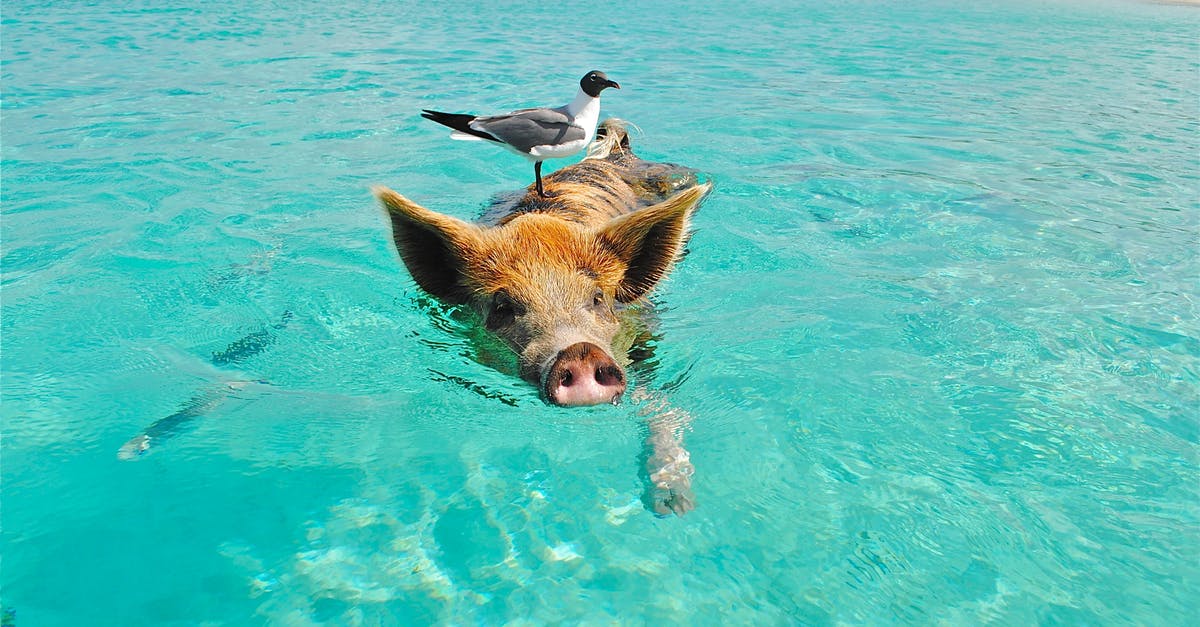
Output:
471,107,586,152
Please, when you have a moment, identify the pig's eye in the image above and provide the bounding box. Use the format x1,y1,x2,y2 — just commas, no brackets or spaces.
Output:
487,290,520,329
590,289,606,308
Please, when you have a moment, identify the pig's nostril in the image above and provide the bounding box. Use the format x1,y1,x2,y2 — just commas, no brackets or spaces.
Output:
545,342,627,406
595,366,622,386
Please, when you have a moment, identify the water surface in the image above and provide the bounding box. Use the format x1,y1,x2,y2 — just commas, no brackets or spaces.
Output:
2,0,1198,623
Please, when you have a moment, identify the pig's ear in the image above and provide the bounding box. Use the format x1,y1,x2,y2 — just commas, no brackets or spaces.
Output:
374,186,480,303
597,183,711,303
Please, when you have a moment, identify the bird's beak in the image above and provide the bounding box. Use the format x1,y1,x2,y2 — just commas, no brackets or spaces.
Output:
606,79,621,90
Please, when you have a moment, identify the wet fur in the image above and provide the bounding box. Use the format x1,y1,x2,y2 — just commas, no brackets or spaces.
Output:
375,119,708,515
375,119,710,378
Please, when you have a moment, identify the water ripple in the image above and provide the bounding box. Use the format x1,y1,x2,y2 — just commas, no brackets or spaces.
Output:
3,0,1198,623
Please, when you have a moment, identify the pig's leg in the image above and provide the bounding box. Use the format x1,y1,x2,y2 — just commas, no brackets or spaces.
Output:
118,311,294,459
634,388,696,516
117,380,255,460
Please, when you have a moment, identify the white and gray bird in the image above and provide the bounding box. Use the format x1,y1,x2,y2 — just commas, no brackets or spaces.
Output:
421,71,621,198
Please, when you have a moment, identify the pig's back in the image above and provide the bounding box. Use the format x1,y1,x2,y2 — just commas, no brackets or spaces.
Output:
481,155,702,228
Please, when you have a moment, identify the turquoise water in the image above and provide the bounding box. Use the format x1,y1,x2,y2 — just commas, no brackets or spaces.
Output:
3,0,1198,623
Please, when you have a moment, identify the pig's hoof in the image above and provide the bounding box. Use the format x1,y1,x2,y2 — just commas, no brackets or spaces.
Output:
117,434,151,461
645,459,695,517
649,479,695,517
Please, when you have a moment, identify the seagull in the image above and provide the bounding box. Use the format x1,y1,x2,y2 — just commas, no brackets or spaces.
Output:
421,71,621,198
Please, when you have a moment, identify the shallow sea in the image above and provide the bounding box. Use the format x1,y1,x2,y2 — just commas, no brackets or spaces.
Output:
2,0,1198,624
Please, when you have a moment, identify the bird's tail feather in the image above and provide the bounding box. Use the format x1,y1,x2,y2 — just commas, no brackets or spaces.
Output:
450,131,486,141
421,110,497,142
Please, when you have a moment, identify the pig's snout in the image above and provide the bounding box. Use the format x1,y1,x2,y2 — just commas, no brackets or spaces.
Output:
544,342,626,406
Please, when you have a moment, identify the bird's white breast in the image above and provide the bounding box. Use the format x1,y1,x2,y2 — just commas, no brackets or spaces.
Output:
528,138,590,159
524,92,601,159
567,92,602,145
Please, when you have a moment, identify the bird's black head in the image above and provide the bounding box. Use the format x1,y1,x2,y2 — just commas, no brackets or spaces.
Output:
580,71,620,97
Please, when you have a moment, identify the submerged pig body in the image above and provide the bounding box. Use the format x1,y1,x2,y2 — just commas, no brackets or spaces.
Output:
376,119,710,406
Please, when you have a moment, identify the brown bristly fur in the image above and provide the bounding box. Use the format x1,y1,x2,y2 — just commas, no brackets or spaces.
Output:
374,116,711,381
375,118,710,306
491,118,704,226
375,117,709,514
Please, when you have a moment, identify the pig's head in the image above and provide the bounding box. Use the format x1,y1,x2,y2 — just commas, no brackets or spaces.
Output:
375,183,709,406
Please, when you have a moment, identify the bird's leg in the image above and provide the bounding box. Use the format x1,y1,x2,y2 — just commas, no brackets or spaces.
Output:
535,161,555,198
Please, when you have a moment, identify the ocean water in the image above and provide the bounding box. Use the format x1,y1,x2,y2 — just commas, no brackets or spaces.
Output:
2,0,1198,624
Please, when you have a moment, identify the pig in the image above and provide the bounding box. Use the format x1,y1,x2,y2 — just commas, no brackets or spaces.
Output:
375,119,710,515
